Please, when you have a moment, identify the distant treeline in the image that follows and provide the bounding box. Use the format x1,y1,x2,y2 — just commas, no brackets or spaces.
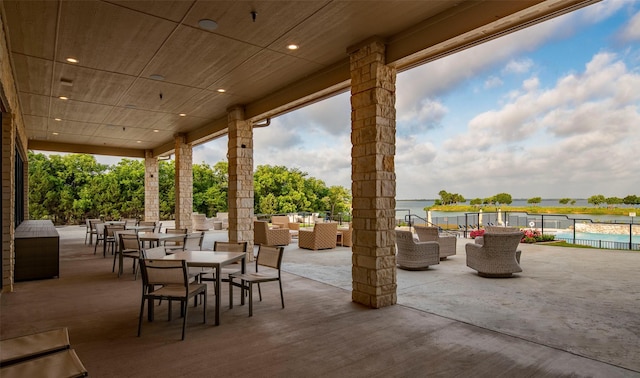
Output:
28,152,351,224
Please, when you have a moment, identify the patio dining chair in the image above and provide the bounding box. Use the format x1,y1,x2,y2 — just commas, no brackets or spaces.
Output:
104,224,125,257
84,218,101,245
199,241,249,292
229,245,285,317
138,259,207,340
115,231,142,279
165,232,204,254
163,228,188,250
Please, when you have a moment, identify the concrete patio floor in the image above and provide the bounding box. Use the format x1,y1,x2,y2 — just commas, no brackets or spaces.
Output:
1,225,638,377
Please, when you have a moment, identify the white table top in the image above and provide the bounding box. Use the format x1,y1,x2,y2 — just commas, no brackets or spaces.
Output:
138,232,185,242
162,250,246,267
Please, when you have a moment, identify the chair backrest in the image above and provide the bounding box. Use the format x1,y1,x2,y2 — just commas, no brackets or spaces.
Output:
485,226,520,233
254,221,268,243
312,222,338,237
481,232,523,255
256,245,284,271
140,259,188,287
119,232,141,252
183,232,204,250
271,215,290,228
122,218,138,227
106,224,125,237
143,246,167,259
214,241,248,252
414,225,439,242
166,228,188,234
395,230,417,250
95,223,106,237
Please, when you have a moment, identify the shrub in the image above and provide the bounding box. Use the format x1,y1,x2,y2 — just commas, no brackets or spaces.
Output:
521,229,555,243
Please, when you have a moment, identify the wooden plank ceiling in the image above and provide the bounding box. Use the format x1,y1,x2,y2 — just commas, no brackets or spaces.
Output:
1,0,597,158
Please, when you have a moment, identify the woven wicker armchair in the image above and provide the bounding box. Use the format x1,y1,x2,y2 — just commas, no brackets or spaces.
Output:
466,231,523,278
474,226,522,262
413,225,456,260
337,224,352,247
254,221,291,246
395,230,439,270
298,223,338,250
271,215,300,230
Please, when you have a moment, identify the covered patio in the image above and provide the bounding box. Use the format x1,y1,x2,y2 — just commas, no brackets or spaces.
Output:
1,226,637,376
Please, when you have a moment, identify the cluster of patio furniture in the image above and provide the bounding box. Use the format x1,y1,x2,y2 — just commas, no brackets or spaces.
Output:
395,225,524,278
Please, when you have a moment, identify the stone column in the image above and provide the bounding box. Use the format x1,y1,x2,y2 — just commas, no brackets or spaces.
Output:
227,106,254,258
348,39,397,308
144,150,159,222
174,134,193,231
2,113,15,292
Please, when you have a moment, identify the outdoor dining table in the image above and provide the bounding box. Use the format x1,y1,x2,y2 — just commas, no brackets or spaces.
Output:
126,225,155,232
138,232,185,248
162,250,246,326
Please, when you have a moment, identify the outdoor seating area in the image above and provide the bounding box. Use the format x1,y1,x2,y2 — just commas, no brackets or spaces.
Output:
1,225,639,376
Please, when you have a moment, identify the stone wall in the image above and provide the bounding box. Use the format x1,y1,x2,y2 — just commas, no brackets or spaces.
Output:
575,223,640,235
144,150,159,222
227,106,254,258
349,39,397,308
174,134,193,231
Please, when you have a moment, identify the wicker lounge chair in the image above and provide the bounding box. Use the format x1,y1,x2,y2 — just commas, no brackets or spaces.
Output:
466,231,523,278
298,223,338,250
254,221,291,246
413,225,456,260
395,230,439,270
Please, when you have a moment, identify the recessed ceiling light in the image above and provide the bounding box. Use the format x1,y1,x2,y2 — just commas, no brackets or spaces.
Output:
153,129,159,133
179,113,187,117
66,57,79,63
149,74,165,81
54,118,62,121
59,96,68,100
60,79,73,87
52,132,59,135
287,44,299,50
198,19,218,31
136,140,142,143
217,88,226,93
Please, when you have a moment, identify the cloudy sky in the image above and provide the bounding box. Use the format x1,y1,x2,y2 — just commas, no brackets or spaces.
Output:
192,0,640,200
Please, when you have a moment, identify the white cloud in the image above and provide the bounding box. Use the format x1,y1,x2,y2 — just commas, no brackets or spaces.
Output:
619,9,640,42
503,58,534,74
484,76,503,89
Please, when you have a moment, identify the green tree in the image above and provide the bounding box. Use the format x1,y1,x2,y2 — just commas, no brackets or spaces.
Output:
494,193,512,206
527,197,542,205
559,198,572,205
470,198,482,206
605,197,622,207
623,195,640,206
588,194,606,207
322,186,352,219
438,190,465,205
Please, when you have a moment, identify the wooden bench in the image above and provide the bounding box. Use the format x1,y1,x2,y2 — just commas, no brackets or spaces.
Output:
0,349,87,378
0,328,88,377
1,328,70,367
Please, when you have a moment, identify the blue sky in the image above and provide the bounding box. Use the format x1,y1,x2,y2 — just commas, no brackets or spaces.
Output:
191,1,639,200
